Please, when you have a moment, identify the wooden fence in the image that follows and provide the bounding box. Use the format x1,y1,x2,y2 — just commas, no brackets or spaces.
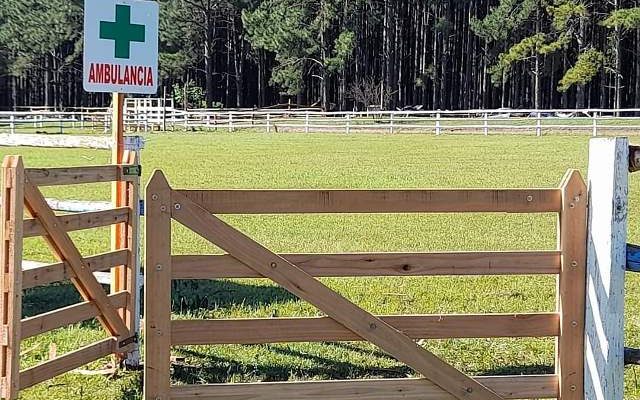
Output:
0,155,141,399
144,170,588,400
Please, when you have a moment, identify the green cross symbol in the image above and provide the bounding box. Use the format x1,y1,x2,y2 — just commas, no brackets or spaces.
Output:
99,4,145,59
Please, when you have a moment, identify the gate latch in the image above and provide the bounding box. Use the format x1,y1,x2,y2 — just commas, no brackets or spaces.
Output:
122,165,142,177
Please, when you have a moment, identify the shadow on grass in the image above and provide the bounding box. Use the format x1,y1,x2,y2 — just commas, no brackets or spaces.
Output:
173,343,553,384
23,283,83,317
171,280,297,313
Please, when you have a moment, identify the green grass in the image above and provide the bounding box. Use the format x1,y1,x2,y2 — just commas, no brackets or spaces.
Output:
4,132,640,399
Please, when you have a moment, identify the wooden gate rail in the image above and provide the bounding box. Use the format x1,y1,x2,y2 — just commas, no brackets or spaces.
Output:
144,170,587,400
0,155,141,399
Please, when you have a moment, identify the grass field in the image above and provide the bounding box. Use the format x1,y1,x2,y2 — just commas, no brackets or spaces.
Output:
5,132,640,399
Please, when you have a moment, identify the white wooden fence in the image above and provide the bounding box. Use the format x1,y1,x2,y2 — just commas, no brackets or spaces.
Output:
3,107,640,135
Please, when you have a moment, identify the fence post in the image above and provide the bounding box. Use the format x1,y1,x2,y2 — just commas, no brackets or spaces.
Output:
144,171,172,400
483,112,489,136
557,168,587,400
228,112,234,133
266,113,271,133
584,137,628,400
305,113,310,134
389,113,394,134
435,112,441,136
8,115,14,135
346,113,351,135
536,112,542,137
592,112,598,137
1,156,24,400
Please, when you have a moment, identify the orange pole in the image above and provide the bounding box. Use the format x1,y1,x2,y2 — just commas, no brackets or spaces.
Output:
111,93,126,311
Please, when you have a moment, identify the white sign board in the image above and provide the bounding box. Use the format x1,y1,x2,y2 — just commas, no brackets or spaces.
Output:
83,0,159,94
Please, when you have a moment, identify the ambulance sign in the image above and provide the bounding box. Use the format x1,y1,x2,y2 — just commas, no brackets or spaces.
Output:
83,0,159,94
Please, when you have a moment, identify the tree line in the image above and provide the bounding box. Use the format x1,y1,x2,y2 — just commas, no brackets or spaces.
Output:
1,0,640,111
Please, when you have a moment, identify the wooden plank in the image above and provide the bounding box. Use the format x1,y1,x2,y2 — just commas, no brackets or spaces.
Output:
171,190,504,400
171,313,559,345
19,337,116,390
21,292,128,339
22,181,130,339
22,249,129,289
172,251,561,279
143,171,172,400
169,375,558,400
177,188,561,214
556,170,587,400
24,165,133,186
23,207,130,238
0,156,23,399
585,138,628,400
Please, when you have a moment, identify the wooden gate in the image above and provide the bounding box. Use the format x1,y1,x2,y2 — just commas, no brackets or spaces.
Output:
0,154,141,399
144,169,587,400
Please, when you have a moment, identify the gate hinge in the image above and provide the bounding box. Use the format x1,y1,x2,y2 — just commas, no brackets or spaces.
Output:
122,165,142,177
118,333,139,349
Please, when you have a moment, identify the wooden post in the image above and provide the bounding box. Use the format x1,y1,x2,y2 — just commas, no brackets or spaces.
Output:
110,92,129,362
144,171,172,400
346,113,351,135
557,169,588,400
584,138,628,400
0,156,23,400
483,112,489,136
305,113,310,134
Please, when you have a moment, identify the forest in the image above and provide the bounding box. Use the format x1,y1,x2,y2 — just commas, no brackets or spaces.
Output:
1,0,640,111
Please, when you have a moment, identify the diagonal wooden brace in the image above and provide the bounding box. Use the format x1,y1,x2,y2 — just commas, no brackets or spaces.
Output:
170,189,505,400
23,180,129,340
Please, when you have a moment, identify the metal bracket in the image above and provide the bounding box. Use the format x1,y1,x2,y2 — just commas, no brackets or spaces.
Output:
122,165,142,177
626,243,640,272
118,333,139,349
629,145,640,173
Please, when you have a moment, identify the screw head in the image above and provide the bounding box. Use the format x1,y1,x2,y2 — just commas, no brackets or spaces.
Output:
160,205,167,212
155,264,163,271
151,194,159,201
570,385,577,391
571,261,578,267
174,203,181,210
571,321,578,327
574,196,580,202
466,387,473,393
570,203,575,209
526,195,533,202
270,262,277,268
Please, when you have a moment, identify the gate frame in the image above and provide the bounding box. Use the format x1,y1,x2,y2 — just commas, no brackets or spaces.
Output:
0,154,141,399
144,169,587,400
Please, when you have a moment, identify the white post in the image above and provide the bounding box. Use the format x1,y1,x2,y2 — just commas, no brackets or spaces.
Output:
585,137,628,400
346,113,351,135
228,112,233,133
592,112,598,137
483,112,489,136
305,113,310,134
435,112,441,136
389,113,394,134
266,113,271,133
9,114,15,134
536,112,542,137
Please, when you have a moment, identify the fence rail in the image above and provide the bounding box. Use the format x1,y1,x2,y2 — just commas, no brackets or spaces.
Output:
2,107,640,135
